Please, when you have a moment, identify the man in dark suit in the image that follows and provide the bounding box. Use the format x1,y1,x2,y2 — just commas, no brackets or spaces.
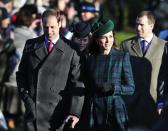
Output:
121,11,167,102
120,11,167,129
16,9,85,131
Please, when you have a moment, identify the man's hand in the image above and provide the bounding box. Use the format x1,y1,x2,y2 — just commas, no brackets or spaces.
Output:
65,115,79,128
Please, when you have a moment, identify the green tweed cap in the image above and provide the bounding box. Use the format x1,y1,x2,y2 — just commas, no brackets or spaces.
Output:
92,18,114,37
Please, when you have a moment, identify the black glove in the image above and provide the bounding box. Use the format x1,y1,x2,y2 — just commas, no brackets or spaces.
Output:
97,82,114,94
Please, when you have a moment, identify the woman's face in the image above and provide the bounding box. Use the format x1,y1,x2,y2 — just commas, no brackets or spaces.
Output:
58,0,69,11
97,31,114,53
1,18,10,29
73,36,90,51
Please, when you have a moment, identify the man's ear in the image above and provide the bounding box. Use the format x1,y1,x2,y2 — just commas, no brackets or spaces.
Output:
151,23,154,30
59,15,66,28
58,20,62,28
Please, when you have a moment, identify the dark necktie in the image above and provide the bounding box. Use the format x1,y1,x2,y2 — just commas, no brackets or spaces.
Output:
48,41,53,53
141,40,148,54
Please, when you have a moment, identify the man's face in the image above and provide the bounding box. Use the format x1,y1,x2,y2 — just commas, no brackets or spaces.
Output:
43,15,61,41
81,11,95,22
136,15,154,38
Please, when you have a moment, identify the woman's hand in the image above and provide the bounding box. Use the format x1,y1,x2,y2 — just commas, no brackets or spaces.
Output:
97,82,114,94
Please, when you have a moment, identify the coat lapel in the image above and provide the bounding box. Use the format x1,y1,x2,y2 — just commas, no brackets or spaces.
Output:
145,35,158,59
31,37,65,69
131,38,143,57
34,43,48,60
47,39,64,64
31,36,48,69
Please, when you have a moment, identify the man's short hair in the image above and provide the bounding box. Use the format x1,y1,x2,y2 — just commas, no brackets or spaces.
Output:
42,9,61,22
137,11,155,24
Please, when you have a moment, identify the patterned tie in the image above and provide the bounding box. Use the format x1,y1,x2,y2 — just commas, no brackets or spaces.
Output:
48,41,53,53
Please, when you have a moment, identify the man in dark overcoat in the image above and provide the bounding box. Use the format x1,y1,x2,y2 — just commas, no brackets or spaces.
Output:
16,9,85,131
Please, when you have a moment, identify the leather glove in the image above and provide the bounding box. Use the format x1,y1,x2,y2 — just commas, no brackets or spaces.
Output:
97,82,114,94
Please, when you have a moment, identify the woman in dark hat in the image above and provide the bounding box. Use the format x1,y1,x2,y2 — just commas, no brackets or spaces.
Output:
71,21,91,54
83,18,135,131
65,21,92,67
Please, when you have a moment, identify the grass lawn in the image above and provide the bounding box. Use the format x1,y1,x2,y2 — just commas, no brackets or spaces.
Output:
116,31,135,46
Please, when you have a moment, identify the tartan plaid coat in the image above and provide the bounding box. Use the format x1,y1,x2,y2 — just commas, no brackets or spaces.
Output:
86,48,135,131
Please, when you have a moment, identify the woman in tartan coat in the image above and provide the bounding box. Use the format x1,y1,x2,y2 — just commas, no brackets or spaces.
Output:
83,18,135,131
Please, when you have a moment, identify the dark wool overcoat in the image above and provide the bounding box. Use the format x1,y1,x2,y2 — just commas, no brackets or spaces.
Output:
16,35,85,131
84,48,135,131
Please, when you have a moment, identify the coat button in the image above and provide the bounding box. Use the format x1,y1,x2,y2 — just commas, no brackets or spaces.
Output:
37,101,40,104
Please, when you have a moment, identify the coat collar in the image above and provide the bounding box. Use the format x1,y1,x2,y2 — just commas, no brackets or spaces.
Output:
145,34,158,58
32,35,65,69
34,35,65,60
130,35,158,57
131,37,143,57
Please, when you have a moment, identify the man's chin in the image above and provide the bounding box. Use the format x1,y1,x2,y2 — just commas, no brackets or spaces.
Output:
48,37,52,41
137,34,143,38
